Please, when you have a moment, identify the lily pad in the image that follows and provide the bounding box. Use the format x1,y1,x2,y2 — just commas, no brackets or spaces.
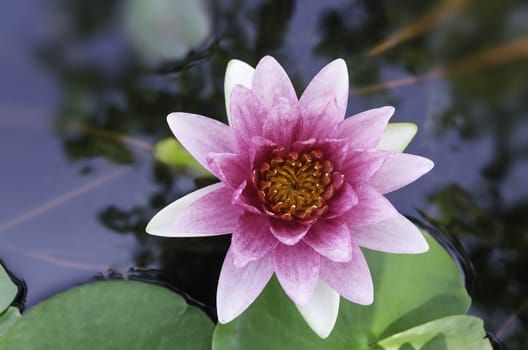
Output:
154,137,209,175
213,233,491,349
0,308,21,337
378,123,418,152
0,264,17,314
377,315,491,350
0,280,214,350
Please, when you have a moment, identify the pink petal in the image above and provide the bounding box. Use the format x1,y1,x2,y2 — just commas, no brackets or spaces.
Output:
170,184,242,235
251,56,298,111
146,183,225,237
350,213,429,254
229,85,267,149
270,219,310,245
273,242,320,305
338,106,395,148
326,183,358,218
249,136,277,170
321,138,349,168
217,249,274,323
299,93,339,140
207,152,249,189
303,218,352,262
320,243,373,305
342,185,397,227
292,138,348,168
262,98,302,146
340,149,391,184
231,214,279,267
300,58,349,121
231,181,264,215
369,152,434,194
167,112,235,172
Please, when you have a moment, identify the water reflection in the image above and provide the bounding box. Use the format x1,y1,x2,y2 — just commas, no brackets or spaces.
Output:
124,0,212,64
1,0,527,348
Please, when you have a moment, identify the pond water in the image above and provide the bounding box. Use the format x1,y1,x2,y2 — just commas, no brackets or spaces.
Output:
1,0,527,348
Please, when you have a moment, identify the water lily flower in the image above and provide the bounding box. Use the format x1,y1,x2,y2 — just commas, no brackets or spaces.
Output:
146,56,434,338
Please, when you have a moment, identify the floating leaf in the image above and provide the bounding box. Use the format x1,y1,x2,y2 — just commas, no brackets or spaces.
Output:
0,308,21,337
213,233,491,349
154,137,210,175
0,265,17,314
377,315,492,350
0,280,213,350
378,122,418,152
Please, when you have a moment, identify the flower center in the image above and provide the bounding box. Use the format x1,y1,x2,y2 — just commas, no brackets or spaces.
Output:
255,148,337,222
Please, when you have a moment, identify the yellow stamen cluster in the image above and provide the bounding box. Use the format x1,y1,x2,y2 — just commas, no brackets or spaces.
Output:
256,149,336,222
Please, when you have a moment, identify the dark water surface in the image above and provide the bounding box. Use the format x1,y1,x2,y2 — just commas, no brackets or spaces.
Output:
1,0,527,348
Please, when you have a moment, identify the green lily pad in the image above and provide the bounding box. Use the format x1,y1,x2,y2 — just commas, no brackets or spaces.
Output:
378,122,418,152
377,315,491,350
154,137,209,175
213,233,491,349
0,264,18,314
0,308,21,337
0,280,214,350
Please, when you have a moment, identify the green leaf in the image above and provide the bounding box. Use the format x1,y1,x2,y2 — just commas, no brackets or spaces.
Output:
0,307,21,337
0,265,17,314
377,315,492,350
378,122,418,152
0,280,213,350
154,138,210,175
213,233,490,350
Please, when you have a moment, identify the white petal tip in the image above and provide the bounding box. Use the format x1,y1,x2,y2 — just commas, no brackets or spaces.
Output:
357,293,374,306
145,183,225,237
166,112,181,123
412,156,435,179
406,226,430,254
225,59,255,85
313,323,334,339
296,280,340,339
166,112,190,131
145,221,157,236
145,212,173,237
226,58,251,67
424,158,435,172
415,237,430,254
216,313,232,325
258,55,278,64
216,298,244,325
224,59,255,123
348,283,374,306
329,58,347,69
381,105,396,115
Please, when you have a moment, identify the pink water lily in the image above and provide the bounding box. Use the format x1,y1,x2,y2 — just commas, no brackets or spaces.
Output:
146,56,434,338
